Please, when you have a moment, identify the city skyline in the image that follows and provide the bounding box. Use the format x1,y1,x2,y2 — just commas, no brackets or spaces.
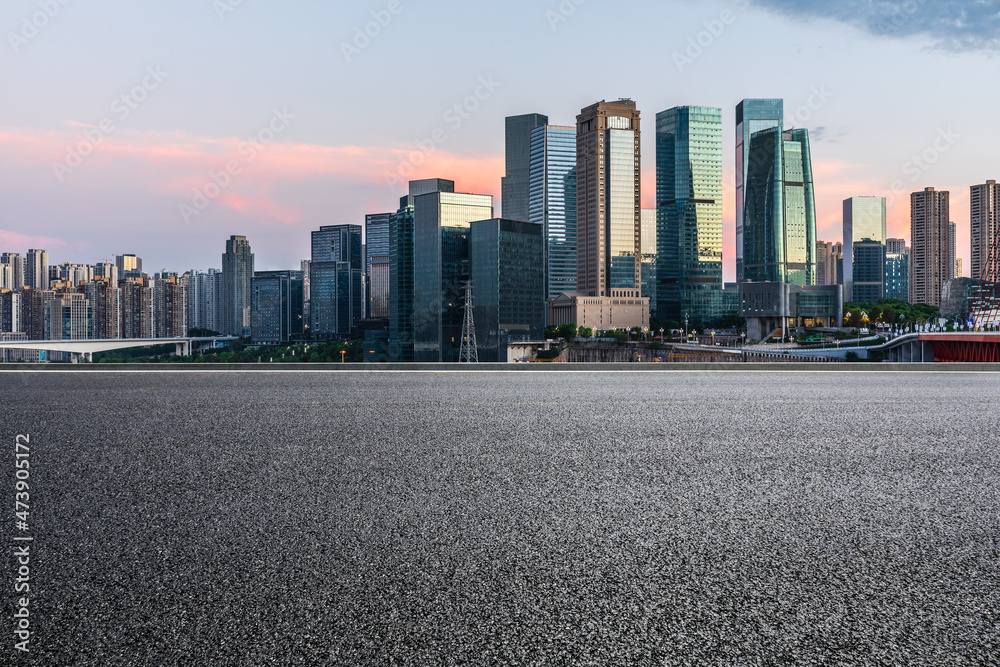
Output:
2,1,997,280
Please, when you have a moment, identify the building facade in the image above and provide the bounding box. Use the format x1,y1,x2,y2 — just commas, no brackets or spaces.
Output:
739,282,843,342
26,249,49,291
816,241,843,287
251,270,305,344
971,180,999,281
656,105,723,327
736,99,784,283
885,239,909,302
1,253,24,291
910,187,950,306
843,196,886,300
469,219,545,362
502,113,548,223
852,239,886,302
365,213,391,319
528,123,578,300
222,235,254,337
311,225,363,339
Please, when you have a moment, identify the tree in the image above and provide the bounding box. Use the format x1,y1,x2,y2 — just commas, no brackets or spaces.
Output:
556,323,577,341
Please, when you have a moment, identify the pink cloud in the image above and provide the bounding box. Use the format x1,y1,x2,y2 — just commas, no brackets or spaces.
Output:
0,229,66,249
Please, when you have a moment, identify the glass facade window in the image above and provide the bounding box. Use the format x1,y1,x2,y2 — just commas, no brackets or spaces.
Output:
885,252,909,302
736,99,783,283
843,197,887,300
656,106,723,326
365,213,392,319
852,239,886,302
528,125,577,300
502,114,548,223
251,270,305,344
310,225,363,338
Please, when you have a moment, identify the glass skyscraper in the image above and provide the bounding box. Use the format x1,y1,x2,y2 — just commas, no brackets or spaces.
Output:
310,225,363,338
656,106,723,326
852,239,885,302
885,242,909,302
736,99,783,283
412,190,493,362
743,124,817,286
365,212,391,319
222,235,254,337
251,270,305,344
470,219,545,362
527,124,577,300
502,114,548,223
843,196,887,300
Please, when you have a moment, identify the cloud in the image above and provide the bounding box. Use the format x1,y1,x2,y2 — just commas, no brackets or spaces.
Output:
748,0,1000,52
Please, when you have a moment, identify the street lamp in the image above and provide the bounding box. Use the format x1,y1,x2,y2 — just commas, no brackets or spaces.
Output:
660,328,664,342
340,349,346,364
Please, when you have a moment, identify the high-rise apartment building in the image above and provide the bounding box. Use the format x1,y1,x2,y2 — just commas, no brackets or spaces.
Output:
84,278,121,339
971,180,999,281
502,113,548,222
656,105,723,326
736,99,783,283
949,222,957,281
222,235,254,337
115,254,143,280
1,253,24,291
469,219,545,362
0,291,21,333
121,279,155,339
389,178,456,361
816,241,843,287
885,238,909,302
251,270,305,344
21,289,55,340
910,187,950,306
528,123,578,300
154,276,187,338
743,122,817,285
413,190,493,362
310,225,363,339
48,292,90,340
843,197,886,300
365,213,392,319
576,99,642,297
26,249,49,290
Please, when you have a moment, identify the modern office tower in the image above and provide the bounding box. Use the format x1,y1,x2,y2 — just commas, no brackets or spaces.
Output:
21,289,54,340
153,276,186,338
528,123,578,300
365,213,391,319
736,99,783,283
469,218,545,362
743,124,817,285
413,189,494,362
641,208,657,315
1,253,24,291
310,225,363,339
816,241,843,286
48,292,90,340
94,262,119,287
389,178,456,361
851,239,886,302
971,180,999,280
121,279,155,339
656,106,723,327
502,113,549,222
26,249,49,290
222,235,254,337
0,291,21,332
910,187,950,306
885,250,910,302
251,270,305,344
843,196,887,300
83,278,121,339
949,222,958,280
115,254,143,279
299,260,311,321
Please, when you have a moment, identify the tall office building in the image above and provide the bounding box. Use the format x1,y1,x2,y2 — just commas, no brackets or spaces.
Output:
412,189,493,362
641,208,657,316
311,225,363,339
26,249,49,290
1,253,24,291
971,180,999,281
743,122,817,285
843,196,887,300
576,99,642,297
736,99,783,283
470,218,545,362
221,236,253,337
115,254,143,280
852,239,886,302
885,238,909,302
389,178,456,361
816,241,843,286
502,113,548,222
365,213,392,319
910,187,950,306
251,270,305,344
528,123,578,300
656,105,723,326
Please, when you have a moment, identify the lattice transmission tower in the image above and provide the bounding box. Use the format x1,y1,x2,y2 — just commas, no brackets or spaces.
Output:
969,223,1000,328
459,280,479,363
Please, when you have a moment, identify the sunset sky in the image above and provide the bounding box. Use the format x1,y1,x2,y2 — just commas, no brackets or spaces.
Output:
2,0,998,281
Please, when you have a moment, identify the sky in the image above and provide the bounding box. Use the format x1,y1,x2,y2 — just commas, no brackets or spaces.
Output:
1,0,998,281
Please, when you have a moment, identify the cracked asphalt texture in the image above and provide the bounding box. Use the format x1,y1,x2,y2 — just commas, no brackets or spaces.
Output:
3,371,999,665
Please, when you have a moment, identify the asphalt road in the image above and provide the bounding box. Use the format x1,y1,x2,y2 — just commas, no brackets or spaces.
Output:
3,371,999,665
